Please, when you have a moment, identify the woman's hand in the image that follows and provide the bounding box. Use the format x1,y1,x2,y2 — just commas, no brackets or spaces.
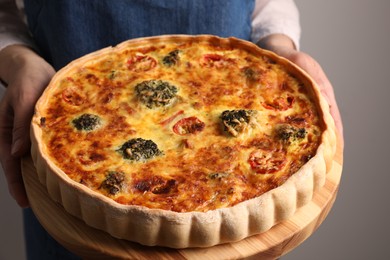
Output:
0,45,55,207
257,34,344,143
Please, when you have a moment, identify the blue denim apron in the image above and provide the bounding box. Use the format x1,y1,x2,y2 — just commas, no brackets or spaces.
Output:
24,0,255,71
22,0,255,259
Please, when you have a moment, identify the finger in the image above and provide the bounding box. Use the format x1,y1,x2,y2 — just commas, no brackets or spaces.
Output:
1,155,29,208
0,100,29,207
319,82,344,141
11,104,33,156
330,103,343,140
308,67,344,139
9,81,39,157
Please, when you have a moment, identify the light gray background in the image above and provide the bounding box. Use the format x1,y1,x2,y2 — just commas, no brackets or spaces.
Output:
1,0,389,259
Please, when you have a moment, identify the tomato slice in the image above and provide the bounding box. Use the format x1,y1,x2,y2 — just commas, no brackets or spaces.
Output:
62,86,85,106
134,176,176,194
262,95,294,111
159,110,184,126
127,54,156,72
200,53,235,68
173,117,205,135
203,53,223,62
248,148,287,174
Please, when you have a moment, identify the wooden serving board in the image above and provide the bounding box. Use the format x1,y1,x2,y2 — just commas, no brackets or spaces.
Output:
21,136,343,260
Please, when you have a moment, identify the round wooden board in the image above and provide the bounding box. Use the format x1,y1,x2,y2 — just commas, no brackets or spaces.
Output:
22,135,342,260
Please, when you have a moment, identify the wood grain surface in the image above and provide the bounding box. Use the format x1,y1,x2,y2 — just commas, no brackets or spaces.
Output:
21,135,343,260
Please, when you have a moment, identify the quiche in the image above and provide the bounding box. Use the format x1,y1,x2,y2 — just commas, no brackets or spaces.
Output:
30,35,336,248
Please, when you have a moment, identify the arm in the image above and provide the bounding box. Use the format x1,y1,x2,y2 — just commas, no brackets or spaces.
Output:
0,0,36,50
257,35,343,143
252,1,343,141
0,45,54,208
0,1,55,207
252,0,301,49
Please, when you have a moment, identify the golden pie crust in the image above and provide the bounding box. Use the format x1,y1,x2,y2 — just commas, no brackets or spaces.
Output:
31,35,336,248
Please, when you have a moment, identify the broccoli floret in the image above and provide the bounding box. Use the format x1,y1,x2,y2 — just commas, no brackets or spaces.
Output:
220,109,257,137
117,138,162,162
72,114,101,131
101,171,125,195
162,50,181,67
135,80,178,108
275,124,307,142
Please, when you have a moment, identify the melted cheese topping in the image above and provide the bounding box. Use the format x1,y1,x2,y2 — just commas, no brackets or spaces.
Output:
38,40,322,212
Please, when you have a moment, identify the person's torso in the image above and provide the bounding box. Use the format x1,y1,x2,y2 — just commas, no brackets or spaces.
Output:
23,0,255,70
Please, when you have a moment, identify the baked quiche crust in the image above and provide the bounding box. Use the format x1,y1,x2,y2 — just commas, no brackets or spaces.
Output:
31,35,336,248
